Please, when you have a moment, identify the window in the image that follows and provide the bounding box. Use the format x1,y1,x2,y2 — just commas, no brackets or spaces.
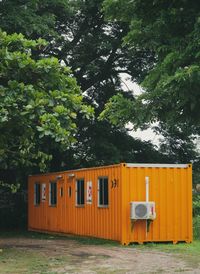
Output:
76,179,84,206
49,182,57,206
34,183,40,206
98,177,108,207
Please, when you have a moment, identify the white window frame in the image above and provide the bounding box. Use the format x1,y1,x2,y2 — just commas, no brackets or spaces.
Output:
75,178,85,207
98,177,109,208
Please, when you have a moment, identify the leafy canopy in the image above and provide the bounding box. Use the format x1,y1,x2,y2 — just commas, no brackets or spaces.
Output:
102,0,200,132
0,30,93,173
0,0,159,170
1,0,194,173
0,0,72,39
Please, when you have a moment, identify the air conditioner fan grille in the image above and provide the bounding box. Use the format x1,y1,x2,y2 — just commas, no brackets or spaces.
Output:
135,204,147,218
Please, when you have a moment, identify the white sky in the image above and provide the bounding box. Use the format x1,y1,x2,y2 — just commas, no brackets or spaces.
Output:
120,73,162,146
129,125,161,146
120,74,200,152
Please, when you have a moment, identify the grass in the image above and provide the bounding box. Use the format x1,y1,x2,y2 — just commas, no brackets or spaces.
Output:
154,241,200,268
132,240,200,268
0,248,74,274
0,229,200,250
0,248,51,274
0,230,118,274
0,230,200,273
133,240,200,255
0,229,118,246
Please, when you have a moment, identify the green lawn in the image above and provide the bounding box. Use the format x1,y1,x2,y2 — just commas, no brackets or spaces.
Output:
0,248,50,274
130,237,200,255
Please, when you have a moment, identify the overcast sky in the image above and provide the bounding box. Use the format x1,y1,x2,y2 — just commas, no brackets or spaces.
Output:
120,73,162,146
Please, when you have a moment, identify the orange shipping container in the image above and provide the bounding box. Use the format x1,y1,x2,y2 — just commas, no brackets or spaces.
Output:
28,163,192,245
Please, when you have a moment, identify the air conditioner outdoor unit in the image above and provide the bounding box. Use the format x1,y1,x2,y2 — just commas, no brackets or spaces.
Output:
130,202,156,220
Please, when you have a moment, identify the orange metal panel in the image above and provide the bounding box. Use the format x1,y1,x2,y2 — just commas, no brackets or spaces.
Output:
28,164,122,242
122,164,192,244
28,163,192,244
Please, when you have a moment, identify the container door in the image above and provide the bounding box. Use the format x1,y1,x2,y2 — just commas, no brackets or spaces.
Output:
57,178,65,232
66,178,74,233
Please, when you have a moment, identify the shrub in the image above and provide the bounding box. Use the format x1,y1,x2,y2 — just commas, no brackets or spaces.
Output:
193,194,200,217
193,216,200,240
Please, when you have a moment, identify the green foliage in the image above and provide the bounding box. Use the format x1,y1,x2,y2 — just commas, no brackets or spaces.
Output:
193,194,200,240
0,0,159,173
0,181,20,193
101,1,200,187
193,195,200,217
193,216,200,240
69,120,168,168
99,94,135,126
0,30,93,179
154,123,200,163
0,1,163,229
0,0,72,38
99,92,154,130
103,0,200,132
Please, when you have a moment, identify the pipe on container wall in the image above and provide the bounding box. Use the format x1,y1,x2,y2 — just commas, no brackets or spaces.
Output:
145,176,149,202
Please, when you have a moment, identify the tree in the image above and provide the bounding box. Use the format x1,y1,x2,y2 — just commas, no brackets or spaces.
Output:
154,123,199,164
0,0,160,170
103,0,200,132
0,30,93,185
0,0,71,39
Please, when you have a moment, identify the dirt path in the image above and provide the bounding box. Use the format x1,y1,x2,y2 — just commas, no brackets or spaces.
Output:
0,237,199,273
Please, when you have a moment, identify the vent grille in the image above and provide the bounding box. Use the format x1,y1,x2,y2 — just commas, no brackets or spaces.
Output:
135,204,147,218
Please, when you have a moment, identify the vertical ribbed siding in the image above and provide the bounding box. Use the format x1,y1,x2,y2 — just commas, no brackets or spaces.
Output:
28,163,192,244
123,165,192,244
28,164,122,242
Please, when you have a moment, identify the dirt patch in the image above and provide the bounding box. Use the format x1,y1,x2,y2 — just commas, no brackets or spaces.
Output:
0,237,199,273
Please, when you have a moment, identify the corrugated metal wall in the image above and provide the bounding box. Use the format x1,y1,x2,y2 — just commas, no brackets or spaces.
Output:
28,163,192,244
122,164,192,244
28,164,122,241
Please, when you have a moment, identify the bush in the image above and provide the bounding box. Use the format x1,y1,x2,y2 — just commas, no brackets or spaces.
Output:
0,187,27,229
193,216,200,240
193,194,200,217
193,194,200,239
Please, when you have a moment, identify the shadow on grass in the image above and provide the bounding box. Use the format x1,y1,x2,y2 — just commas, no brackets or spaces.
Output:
0,229,200,254
0,229,118,246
